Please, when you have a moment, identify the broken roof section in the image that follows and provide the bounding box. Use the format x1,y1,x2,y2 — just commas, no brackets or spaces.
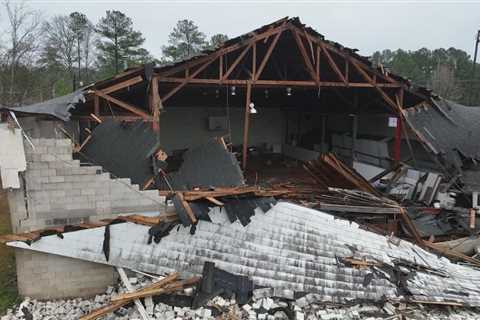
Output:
169,139,244,190
79,119,160,186
1,89,85,121
404,99,480,170
7,202,480,306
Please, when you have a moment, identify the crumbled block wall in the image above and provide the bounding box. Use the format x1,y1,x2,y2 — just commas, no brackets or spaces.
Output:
9,138,164,233
5,133,164,299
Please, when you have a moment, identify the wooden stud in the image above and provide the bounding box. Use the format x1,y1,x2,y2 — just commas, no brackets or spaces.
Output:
242,82,252,170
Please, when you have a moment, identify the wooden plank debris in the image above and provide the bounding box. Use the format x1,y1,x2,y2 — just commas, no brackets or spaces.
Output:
80,272,182,320
116,267,149,320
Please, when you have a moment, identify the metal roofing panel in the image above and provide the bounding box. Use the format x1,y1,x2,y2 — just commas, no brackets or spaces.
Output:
7,202,480,306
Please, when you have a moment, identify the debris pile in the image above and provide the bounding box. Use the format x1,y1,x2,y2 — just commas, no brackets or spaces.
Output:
3,281,480,320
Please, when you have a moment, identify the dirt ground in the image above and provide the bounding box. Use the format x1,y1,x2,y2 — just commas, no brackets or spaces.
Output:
0,191,19,315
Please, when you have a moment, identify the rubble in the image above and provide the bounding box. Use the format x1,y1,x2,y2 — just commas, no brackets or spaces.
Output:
3,281,480,320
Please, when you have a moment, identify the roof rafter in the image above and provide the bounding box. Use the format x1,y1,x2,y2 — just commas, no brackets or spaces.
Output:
254,28,284,81
94,90,152,120
292,29,317,83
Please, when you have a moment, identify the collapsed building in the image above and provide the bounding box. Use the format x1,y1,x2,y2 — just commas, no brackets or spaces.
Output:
1,16,480,319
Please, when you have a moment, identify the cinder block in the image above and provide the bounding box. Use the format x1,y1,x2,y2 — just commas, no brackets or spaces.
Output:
48,176,65,183
80,189,95,196
40,154,56,162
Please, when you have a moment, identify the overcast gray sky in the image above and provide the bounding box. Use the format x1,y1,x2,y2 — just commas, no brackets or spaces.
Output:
7,0,480,59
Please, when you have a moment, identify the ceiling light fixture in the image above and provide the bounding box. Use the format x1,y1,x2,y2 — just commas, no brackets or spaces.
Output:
249,102,257,114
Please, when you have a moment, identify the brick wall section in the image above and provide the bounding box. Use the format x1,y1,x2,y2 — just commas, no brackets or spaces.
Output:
9,138,164,232
15,249,116,299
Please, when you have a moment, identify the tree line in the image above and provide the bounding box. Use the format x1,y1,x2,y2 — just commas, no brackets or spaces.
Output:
372,48,480,105
1,0,479,107
0,1,227,106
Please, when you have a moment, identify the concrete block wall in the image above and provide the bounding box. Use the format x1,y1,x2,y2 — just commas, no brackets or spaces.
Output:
9,137,164,233
5,134,165,299
15,249,116,299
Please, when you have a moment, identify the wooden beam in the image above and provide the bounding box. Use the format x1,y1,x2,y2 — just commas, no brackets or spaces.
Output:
158,22,288,78
242,82,252,170
94,95,100,116
76,115,152,122
162,56,218,102
150,77,161,132
349,59,399,112
94,90,152,120
319,43,347,85
252,42,256,80
291,24,398,84
293,30,317,83
101,75,143,94
222,44,252,81
219,54,223,80
345,60,349,83
157,77,402,88
255,29,283,81
89,113,102,123
316,45,320,83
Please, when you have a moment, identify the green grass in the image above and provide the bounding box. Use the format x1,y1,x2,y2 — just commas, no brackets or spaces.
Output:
0,191,19,315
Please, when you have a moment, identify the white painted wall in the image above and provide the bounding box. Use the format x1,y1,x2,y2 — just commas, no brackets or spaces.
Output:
159,106,285,153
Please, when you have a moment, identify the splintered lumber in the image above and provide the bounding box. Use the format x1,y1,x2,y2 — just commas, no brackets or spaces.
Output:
0,232,40,244
424,241,480,268
158,186,291,201
176,192,197,224
205,196,224,206
111,276,200,303
118,212,178,226
79,272,180,320
116,267,149,320
79,301,129,320
304,153,381,196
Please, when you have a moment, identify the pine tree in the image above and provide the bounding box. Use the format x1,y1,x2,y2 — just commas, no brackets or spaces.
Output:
69,12,89,84
162,19,206,62
96,10,151,76
206,33,229,50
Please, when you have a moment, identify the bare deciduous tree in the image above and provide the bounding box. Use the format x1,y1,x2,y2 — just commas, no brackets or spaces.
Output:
4,0,42,103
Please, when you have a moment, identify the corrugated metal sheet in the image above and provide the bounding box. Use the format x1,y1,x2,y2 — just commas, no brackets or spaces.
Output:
7,202,480,306
404,99,480,170
2,89,85,121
